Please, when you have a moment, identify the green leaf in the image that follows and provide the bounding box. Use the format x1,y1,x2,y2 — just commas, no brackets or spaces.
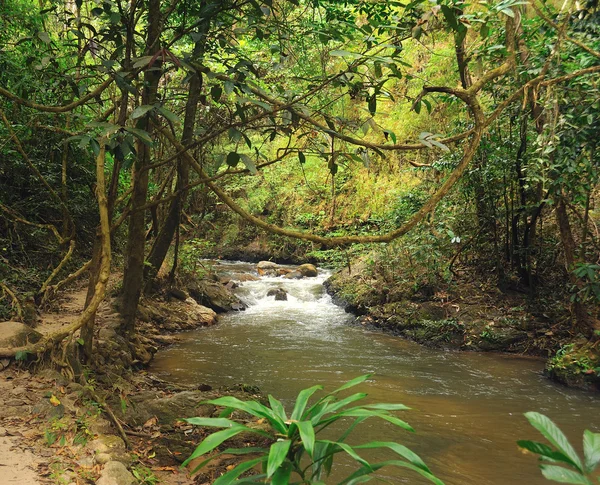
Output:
131,105,154,120
383,130,397,144
330,50,361,58
226,152,240,167
320,441,372,470
271,460,293,485
157,107,180,124
211,86,223,101
15,350,29,361
240,154,258,175
339,459,445,485
297,421,316,458
298,151,306,164
291,385,323,421
123,127,153,146
354,442,430,472
184,417,237,428
363,403,411,411
367,95,377,116
524,412,584,472
440,5,459,31
37,31,51,44
332,374,372,394
266,440,291,478
518,440,581,468
205,396,287,434
583,430,600,473
182,425,248,466
133,56,153,69
268,395,287,422
213,457,267,485
540,465,592,484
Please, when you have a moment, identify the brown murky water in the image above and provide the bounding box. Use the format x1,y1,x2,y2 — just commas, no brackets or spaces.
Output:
150,261,600,484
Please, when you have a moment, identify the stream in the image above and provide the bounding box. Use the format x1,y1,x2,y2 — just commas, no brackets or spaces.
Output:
150,261,600,484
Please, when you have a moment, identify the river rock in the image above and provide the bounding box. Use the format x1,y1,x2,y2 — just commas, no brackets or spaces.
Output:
257,261,279,276
284,271,304,280
187,280,246,312
137,298,217,330
0,321,42,348
122,391,216,426
267,288,287,301
96,461,135,485
297,264,318,277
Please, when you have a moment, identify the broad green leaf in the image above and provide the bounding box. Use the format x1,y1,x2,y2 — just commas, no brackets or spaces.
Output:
354,441,430,472
240,154,258,175
211,85,223,101
205,397,287,434
540,465,592,484
440,5,459,31
157,107,180,124
313,393,368,423
583,430,600,473
132,56,153,68
319,440,372,470
213,457,267,485
524,412,584,472
363,403,411,411
123,127,153,146
226,152,240,167
339,459,445,485
298,151,306,164
291,385,323,421
298,421,316,458
182,425,248,465
267,440,291,478
518,440,580,467
268,395,287,422
331,375,372,394
271,460,292,485
131,105,154,119
184,417,237,428
337,409,414,432
37,31,51,44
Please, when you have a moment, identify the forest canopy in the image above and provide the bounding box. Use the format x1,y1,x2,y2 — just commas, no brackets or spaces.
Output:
0,0,599,360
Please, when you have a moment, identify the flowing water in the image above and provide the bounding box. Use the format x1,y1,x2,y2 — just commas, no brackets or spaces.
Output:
150,261,600,484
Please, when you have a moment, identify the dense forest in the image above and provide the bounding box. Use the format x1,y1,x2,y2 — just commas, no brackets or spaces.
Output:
1,0,600,483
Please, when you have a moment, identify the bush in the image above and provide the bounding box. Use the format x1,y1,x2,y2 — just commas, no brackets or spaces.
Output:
183,374,444,485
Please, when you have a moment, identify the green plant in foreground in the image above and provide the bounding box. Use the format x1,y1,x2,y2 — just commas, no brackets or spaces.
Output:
183,374,444,485
519,412,600,484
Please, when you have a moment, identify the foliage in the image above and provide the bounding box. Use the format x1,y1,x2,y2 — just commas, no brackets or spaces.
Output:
183,374,444,485
519,412,600,484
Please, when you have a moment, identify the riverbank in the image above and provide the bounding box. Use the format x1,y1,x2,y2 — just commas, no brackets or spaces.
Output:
323,259,600,391
0,270,266,485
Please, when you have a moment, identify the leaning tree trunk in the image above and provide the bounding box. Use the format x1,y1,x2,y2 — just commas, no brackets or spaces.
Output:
119,0,162,334
144,39,207,288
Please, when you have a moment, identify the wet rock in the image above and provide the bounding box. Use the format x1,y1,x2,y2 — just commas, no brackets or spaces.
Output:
122,391,215,426
96,461,135,485
0,321,42,348
267,288,288,301
284,271,304,280
297,264,318,277
187,280,246,312
231,273,259,282
257,261,279,276
137,298,218,330
168,288,188,301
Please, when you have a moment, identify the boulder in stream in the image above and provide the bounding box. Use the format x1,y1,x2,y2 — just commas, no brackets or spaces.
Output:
257,261,279,276
283,271,304,280
187,279,246,312
267,288,288,301
297,263,318,277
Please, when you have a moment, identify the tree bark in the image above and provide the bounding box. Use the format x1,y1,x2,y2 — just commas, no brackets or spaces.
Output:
119,0,162,334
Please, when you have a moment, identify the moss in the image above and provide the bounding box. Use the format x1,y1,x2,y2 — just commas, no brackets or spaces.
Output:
546,342,600,390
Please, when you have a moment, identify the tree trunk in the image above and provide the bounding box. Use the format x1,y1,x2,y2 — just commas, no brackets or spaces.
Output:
555,197,592,334
144,27,209,287
119,0,162,334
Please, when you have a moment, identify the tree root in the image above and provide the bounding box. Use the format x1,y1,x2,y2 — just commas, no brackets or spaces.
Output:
0,283,23,320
